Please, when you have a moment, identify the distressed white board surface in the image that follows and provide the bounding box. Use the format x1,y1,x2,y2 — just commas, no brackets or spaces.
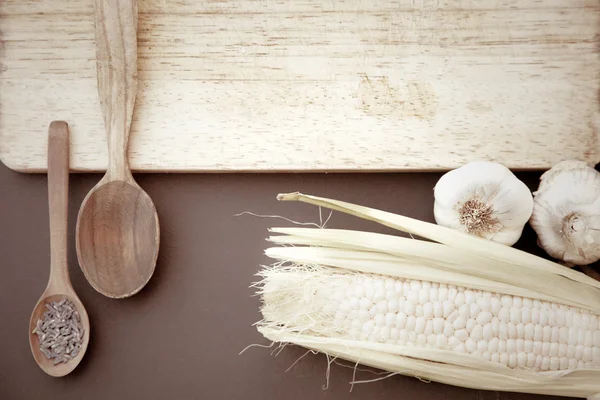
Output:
1,0,599,173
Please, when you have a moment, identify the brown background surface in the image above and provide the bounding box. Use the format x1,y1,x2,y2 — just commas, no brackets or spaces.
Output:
0,161,587,400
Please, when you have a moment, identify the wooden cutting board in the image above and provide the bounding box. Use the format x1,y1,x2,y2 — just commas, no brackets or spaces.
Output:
1,0,599,173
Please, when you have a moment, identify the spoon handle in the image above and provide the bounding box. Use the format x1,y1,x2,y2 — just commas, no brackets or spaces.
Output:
47,121,71,290
94,0,138,181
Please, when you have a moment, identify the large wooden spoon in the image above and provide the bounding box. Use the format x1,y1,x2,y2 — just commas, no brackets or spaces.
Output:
29,121,90,377
76,0,159,298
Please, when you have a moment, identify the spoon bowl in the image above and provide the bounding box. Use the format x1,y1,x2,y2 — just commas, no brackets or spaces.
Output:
29,292,90,377
76,180,158,298
29,121,90,376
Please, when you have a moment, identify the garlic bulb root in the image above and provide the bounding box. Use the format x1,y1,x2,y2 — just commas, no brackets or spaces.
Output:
530,159,600,266
433,161,533,246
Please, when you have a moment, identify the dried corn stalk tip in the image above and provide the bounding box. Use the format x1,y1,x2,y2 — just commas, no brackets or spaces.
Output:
32,298,84,365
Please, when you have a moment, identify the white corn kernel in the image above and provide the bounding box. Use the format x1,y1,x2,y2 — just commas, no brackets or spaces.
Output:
385,312,395,327
491,317,500,336
499,323,508,340
500,295,512,308
448,336,461,347
524,340,533,353
559,327,568,344
415,317,426,334
380,326,391,340
391,327,399,340
522,308,531,324
396,313,407,329
498,340,507,353
535,355,543,369
435,334,447,348
541,357,550,371
491,353,500,363
534,325,543,342
453,316,466,330
551,326,559,343
466,319,477,334
550,343,559,357
438,287,449,302
477,340,488,353
533,341,543,355
406,316,416,331
531,308,540,324
576,345,584,361
465,338,477,353
550,357,560,371
455,329,468,342
416,305,424,317
417,334,427,345
424,320,434,335
542,342,551,357
423,303,433,319
507,339,516,353
489,337,499,353
482,351,491,362
427,334,436,346
499,353,509,366
583,347,593,362
443,322,454,338
458,304,470,320
539,311,549,326
455,292,465,307
471,325,483,341
594,331,600,347
584,331,593,347
477,311,492,326
568,358,577,369
443,302,454,318
510,306,521,325
559,357,568,370
464,290,476,305
568,328,578,346
516,339,524,353
433,302,443,318
477,298,491,312
517,352,527,367
419,289,429,305
516,324,525,339
558,343,567,358
508,323,517,339
490,297,501,315
513,297,523,308
388,298,399,313
433,318,444,334
498,308,510,323
482,323,493,341
543,326,552,342
520,324,532,342
374,314,385,326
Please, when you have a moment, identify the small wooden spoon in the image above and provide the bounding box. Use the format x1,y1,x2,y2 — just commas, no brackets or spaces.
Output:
76,0,159,298
29,121,90,377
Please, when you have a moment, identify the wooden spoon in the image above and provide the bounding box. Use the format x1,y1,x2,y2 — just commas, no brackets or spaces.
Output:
29,121,90,377
76,0,159,298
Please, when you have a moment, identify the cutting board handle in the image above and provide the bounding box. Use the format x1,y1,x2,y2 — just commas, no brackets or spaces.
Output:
94,0,138,180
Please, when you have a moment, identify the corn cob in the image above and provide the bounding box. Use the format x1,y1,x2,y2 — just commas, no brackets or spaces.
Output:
254,193,600,399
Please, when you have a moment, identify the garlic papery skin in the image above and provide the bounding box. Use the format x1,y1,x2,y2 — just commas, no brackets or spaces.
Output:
433,161,534,246
530,160,600,266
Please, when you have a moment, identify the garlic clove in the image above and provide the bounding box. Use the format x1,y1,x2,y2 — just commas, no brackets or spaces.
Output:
433,161,533,246
530,162,600,266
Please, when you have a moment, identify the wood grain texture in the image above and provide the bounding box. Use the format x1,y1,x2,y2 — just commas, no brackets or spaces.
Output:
75,0,159,299
1,0,599,172
28,121,90,378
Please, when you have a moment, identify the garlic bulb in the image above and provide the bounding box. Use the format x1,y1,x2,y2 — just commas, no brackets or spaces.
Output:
433,161,533,246
529,160,600,266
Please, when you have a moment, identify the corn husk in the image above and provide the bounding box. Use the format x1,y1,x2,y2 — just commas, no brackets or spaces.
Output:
253,192,600,399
